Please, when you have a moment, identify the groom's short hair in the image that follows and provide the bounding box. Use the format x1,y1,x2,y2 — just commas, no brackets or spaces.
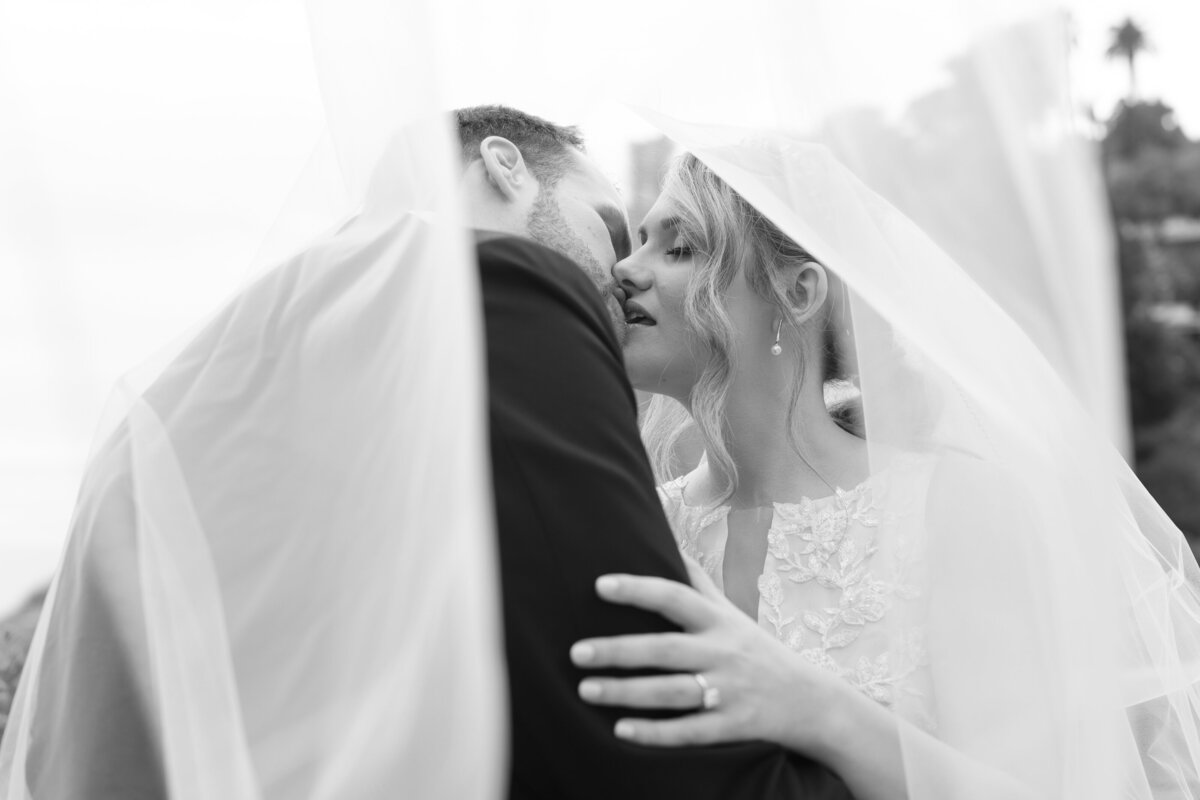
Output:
455,105,585,188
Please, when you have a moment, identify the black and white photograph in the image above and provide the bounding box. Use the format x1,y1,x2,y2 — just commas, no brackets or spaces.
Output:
3,0,1200,797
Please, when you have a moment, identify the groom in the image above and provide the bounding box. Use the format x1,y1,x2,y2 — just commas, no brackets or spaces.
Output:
457,105,850,798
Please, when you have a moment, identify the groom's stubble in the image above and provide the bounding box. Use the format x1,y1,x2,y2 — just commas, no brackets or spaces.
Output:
526,189,628,344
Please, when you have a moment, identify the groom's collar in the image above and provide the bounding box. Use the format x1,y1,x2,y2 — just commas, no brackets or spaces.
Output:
473,228,517,246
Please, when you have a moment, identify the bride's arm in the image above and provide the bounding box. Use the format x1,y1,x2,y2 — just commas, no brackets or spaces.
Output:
571,566,1038,800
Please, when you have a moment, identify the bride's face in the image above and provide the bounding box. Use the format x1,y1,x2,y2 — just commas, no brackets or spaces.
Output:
612,195,700,397
613,194,769,399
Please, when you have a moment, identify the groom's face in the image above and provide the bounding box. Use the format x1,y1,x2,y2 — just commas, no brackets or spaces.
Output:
526,151,632,328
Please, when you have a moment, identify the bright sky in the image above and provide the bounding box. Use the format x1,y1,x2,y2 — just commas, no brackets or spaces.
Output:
0,0,1195,613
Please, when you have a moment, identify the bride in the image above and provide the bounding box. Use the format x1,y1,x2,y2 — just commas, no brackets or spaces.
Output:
570,145,1200,799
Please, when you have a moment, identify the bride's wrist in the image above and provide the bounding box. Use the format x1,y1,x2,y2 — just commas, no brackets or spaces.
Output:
780,667,864,764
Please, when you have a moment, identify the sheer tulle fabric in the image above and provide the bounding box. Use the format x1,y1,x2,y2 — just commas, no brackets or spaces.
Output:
0,45,506,800
0,188,506,800
2,0,505,794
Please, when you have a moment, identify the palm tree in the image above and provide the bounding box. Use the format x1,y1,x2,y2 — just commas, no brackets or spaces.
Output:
1107,18,1150,100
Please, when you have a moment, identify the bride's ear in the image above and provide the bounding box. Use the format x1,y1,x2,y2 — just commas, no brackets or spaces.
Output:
783,260,830,325
478,136,535,202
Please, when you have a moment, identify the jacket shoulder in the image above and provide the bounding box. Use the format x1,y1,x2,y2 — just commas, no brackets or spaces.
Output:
475,234,601,306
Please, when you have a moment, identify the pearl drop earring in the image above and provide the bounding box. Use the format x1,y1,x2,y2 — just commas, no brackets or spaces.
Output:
770,318,783,356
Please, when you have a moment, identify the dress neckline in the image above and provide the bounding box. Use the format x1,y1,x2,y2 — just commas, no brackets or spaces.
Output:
665,468,881,514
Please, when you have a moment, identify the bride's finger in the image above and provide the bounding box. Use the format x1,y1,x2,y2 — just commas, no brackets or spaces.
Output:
593,574,716,630
577,674,709,710
612,713,728,748
570,632,710,671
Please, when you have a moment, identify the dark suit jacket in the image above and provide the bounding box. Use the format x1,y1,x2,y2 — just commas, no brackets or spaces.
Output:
476,233,852,800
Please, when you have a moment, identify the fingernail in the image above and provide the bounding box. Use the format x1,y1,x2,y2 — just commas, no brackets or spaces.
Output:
578,681,602,701
570,642,595,664
614,720,635,739
596,575,620,594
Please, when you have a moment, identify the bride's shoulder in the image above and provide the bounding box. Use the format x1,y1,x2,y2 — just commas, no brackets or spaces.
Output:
655,473,690,507
920,448,1031,534
924,448,1022,495
655,464,710,509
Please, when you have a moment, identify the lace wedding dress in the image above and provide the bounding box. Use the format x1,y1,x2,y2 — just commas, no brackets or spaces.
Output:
660,453,937,725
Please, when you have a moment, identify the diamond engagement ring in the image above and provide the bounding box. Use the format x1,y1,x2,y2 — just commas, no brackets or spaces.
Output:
693,673,720,711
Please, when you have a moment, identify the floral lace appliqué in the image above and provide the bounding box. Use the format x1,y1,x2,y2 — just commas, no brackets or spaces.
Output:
658,479,728,582
662,471,930,714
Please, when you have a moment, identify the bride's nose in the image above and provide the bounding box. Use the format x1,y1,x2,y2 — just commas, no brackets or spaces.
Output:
612,254,652,293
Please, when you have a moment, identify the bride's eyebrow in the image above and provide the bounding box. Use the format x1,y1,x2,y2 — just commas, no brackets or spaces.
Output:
636,215,681,245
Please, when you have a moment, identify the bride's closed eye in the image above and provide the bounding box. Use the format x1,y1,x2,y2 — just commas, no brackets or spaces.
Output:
665,246,692,260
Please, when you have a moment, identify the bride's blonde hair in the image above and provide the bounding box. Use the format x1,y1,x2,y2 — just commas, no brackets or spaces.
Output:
641,154,858,499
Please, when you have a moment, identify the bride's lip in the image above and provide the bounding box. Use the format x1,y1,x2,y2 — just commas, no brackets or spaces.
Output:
623,299,656,326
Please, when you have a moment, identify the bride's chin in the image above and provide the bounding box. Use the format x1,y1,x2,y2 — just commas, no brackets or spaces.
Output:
625,367,679,400
623,363,655,394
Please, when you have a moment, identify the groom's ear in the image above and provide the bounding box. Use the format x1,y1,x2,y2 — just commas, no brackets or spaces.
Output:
478,136,536,202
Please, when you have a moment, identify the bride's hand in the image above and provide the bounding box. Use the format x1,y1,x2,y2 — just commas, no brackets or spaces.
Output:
569,558,853,753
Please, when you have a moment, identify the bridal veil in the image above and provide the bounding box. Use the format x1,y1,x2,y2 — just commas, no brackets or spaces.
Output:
0,2,506,797
3,0,1199,798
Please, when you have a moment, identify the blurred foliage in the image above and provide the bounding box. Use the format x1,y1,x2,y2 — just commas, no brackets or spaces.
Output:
1105,100,1187,161
0,587,47,741
1106,97,1200,543
1137,398,1200,540
1105,102,1200,219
